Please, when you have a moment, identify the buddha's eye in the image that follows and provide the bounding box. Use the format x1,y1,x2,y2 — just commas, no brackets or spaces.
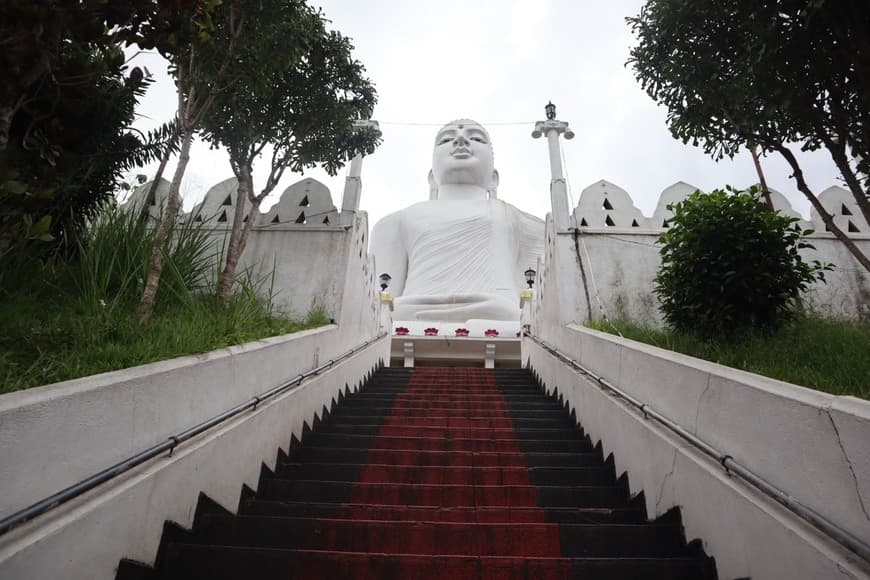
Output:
437,137,453,145
470,136,486,143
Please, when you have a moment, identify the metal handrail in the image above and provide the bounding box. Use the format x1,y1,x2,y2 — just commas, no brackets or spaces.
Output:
0,332,387,537
525,332,870,564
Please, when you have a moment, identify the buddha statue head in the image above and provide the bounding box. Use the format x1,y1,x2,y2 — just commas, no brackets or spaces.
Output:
428,119,499,200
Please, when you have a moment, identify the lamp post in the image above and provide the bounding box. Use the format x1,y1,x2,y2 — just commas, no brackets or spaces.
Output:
339,120,381,225
532,102,575,230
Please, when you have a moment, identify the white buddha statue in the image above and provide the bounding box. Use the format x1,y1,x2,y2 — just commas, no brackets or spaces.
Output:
370,119,544,324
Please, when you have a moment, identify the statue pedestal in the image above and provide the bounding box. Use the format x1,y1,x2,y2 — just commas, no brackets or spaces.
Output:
389,334,521,368
391,319,521,338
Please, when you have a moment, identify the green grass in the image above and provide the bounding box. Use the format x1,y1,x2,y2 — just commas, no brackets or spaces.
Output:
0,291,328,394
588,317,870,399
0,202,329,394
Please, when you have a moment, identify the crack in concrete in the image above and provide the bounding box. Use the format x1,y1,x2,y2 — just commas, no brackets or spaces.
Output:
835,562,857,579
824,405,870,522
693,374,712,435
655,450,678,514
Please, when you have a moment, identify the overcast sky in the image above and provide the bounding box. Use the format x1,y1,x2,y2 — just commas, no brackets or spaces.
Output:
130,0,841,226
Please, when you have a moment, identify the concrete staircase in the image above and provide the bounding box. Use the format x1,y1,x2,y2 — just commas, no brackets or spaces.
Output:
117,367,717,579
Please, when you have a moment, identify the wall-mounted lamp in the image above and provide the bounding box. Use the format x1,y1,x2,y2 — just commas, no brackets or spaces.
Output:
379,273,392,292
524,267,537,289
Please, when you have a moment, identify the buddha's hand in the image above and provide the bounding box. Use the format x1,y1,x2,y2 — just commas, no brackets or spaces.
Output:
395,293,519,322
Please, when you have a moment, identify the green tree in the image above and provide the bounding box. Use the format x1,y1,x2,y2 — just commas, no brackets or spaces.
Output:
0,0,176,252
136,0,243,321
627,0,870,272
654,187,828,337
198,1,379,305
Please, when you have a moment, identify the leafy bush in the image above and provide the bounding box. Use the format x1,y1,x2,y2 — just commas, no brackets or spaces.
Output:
654,186,829,337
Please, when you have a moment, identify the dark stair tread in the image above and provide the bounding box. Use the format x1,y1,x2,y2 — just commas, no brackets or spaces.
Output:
288,446,606,467
302,432,592,453
160,544,715,580
276,463,613,485
257,479,630,508
316,424,583,437
239,499,647,524
325,414,575,425
193,514,688,557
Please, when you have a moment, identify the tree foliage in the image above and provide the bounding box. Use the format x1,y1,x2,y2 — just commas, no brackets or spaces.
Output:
627,0,870,272
654,186,829,337
198,0,379,304
0,1,182,251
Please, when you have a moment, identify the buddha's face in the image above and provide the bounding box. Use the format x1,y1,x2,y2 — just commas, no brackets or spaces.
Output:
431,120,495,189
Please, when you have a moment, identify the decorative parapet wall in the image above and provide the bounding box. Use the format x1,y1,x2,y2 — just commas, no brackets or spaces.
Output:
574,179,867,234
556,180,869,325
123,177,378,325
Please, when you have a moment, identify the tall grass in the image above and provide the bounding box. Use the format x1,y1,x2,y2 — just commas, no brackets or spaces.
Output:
72,204,214,313
588,317,870,399
0,202,328,394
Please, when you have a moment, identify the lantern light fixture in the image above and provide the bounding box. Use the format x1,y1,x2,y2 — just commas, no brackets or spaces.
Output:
524,267,537,289
545,101,556,120
379,273,392,291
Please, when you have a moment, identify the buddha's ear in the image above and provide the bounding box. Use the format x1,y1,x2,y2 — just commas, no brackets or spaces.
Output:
489,169,500,194
428,170,438,200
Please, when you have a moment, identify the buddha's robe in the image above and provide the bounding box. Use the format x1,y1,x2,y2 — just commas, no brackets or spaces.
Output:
371,198,544,322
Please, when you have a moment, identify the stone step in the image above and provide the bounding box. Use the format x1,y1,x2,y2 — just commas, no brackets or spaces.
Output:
287,446,605,468
301,432,592,453
312,424,585,441
159,544,715,580
321,414,576,429
239,499,647,524
256,480,629,509
191,514,688,557
327,406,573,419
275,463,613,486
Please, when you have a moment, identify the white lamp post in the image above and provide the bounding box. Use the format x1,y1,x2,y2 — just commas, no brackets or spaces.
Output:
532,102,575,230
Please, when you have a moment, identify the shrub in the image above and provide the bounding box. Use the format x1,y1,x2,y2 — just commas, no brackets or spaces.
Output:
654,186,829,337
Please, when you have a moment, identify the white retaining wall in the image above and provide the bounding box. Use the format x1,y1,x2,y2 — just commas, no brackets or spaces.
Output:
523,325,870,579
0,326,391,580
524,203,870,578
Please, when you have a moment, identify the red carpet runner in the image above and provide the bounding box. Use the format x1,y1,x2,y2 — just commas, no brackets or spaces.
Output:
122,367,718,580
335,368,565,566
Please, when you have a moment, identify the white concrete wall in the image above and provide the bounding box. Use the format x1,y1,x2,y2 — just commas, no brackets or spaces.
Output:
567,180,870,325
523,326,870,580
124,177,375,325
569,229,869,325
0,326,391,580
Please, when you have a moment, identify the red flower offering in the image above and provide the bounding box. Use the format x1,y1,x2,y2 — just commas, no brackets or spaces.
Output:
394,326,409,335
424,327,439,336
454,328,470,337
485,329,499,337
